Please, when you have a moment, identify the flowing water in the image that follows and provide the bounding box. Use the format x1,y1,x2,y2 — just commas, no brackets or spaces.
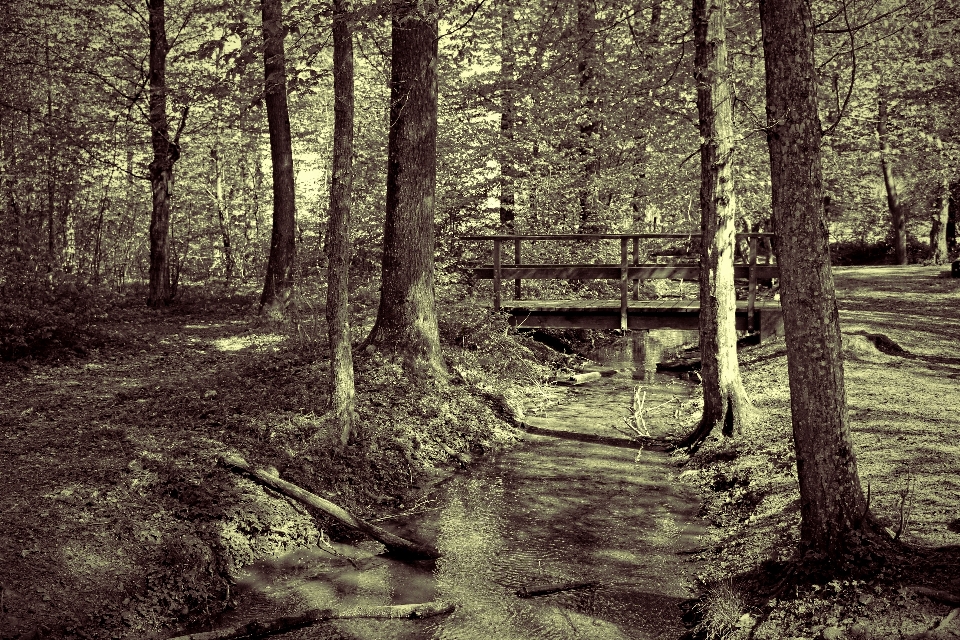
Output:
213,331,706,640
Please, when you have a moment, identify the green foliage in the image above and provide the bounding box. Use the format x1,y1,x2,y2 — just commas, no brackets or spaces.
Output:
0,267,118,361
830,236,932,266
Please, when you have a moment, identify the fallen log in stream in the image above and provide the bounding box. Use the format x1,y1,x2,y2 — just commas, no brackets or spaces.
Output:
220,453,440,560
167,601,456,640
516,580,598,598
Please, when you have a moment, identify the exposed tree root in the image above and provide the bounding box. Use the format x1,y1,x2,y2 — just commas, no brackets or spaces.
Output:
220,453,440,560
167,601,456,640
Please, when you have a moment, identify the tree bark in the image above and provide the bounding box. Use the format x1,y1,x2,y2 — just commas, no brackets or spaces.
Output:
679,0,750,450
327,0,356,447
259,0,297,312
760,0,877,562
146,0,174,307
877,84,907,265
366,0,445,379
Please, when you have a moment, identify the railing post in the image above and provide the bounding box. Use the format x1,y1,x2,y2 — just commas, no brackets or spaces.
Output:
620,237,629,331
493,238,502,311
514,237,522,300
632,236,640,300
747,235,758,332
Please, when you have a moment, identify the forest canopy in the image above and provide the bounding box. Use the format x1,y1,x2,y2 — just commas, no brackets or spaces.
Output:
0,0,957,352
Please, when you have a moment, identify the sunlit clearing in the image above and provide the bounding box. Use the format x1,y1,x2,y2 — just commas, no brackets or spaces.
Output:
212,334,285,352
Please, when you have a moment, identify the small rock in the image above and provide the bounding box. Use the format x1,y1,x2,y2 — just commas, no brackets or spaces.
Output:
204,389,217,399
822,627,844,640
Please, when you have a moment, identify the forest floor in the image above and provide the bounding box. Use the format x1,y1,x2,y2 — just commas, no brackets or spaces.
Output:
0,292,558,640
683,264,960,640
0,265,958,640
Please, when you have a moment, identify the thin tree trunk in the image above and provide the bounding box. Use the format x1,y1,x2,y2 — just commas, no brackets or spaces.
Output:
211,42,235,282
147,0,174,307
760,0,879,562
45,29,56,269
499,0,517,232
576,0,599,231
259,0,297,312
931,137,949,265
327,0,356,447
877,84,907,265
949,179,959,250
366,0,445,379
679,0,750,449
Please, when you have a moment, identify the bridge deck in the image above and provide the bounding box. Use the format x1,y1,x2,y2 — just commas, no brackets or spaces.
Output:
462,233,782,339
501,298,783,339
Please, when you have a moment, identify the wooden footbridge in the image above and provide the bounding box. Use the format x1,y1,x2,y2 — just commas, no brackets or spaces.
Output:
463,233,784,340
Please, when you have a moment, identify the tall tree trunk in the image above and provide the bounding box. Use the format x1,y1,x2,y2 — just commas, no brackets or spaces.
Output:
44,29,56,269
499,0,517,232
877,84,907,265
211,42,235,282
259,0,297,312
930,137,949,265
949,179,959,250
366,0,445,379
327,0,356,447
679,0,750,449
147,0,175,307
576,0,599,231
760,0,878,563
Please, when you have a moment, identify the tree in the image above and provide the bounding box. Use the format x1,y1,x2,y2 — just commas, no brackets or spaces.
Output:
498,0,517,233
259,0,297,312
365,0,445,379
930,136,950,264
575,0,600,231
876,83,907,265
759,0,879,561
679,0,749,449
146,0,183,307
327,0,356,446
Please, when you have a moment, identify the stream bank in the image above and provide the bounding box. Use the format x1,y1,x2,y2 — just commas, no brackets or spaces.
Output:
210,332,708,640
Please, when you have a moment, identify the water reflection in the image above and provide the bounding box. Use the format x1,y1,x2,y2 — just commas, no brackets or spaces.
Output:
208,339,705,640
587,330,698,379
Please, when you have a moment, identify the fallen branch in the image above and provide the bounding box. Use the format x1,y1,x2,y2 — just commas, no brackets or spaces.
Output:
516,580,598,598
168,601,456,640
936,608,960,632
912,586,960,606
337,601,456,619
220,454,440,560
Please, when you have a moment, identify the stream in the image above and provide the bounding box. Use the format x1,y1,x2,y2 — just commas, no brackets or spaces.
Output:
217,330,707,640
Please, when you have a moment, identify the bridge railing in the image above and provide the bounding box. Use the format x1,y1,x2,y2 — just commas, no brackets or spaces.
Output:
461,233,778,331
